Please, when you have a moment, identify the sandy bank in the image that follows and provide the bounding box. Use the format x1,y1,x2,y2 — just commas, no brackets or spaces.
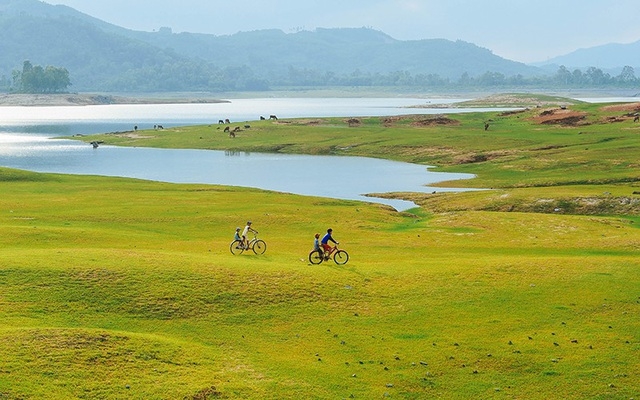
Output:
0,93,230,107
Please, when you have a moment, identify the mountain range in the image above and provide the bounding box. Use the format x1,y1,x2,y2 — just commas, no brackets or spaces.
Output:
1,0,638,92
536,41,640,73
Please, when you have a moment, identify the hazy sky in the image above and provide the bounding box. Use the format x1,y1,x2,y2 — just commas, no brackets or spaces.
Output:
42,0,640,63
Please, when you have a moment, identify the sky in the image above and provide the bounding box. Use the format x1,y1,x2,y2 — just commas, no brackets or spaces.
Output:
41,0,640,64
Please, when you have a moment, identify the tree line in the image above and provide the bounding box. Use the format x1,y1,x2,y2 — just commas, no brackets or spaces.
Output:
277,65,640,89
1,62,638,93
96,63,640,91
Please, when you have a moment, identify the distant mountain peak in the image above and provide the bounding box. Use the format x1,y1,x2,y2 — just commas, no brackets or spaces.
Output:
310,27,397,43
535,39,640,69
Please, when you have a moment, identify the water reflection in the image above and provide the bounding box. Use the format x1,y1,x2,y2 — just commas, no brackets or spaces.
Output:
224,150,250,157
1,136,473,210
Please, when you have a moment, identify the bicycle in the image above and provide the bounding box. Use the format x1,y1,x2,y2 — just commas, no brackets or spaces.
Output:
230,233,267,255
309,244,349,265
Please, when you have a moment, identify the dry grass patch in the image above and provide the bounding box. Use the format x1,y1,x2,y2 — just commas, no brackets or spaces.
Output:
600,102,640,113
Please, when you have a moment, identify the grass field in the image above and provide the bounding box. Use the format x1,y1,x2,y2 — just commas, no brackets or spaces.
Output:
1,94,639,399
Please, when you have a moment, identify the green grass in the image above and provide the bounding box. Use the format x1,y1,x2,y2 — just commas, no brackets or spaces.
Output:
1,95,639,399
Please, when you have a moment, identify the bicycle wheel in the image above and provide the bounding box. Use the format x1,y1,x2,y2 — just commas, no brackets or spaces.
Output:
252,239,267,254
333,250,349,265
309,249,324,265
230,240,245,255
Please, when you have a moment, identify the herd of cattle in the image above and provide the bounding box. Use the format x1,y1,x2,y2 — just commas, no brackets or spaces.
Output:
218,115,278,137
89,114,281,148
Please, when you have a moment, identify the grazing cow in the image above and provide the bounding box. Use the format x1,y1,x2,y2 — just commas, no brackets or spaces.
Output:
224,126,230,133
244,125,251,129
484,123,490,131
269,115,278,120
260,116,266,120
634,114,639,122
157,125,164,130
134,125,138,131
229,131,235,138
218,120,224,124
225,118,231,124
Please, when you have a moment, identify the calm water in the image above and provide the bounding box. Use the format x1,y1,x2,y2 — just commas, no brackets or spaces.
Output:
0,98,499,210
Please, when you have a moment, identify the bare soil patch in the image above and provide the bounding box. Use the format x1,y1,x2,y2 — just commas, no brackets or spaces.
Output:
412,116,460,127
531,108,589,126
346,118,361,126
380,114,459,127
86,131,152,139
291,119,326,125
120,133,153,139
453,149,516,165
380,116,403,126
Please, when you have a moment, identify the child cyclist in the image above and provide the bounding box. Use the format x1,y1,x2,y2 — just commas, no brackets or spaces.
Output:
321,228,338,259
312,233,321,253
242,221,257,249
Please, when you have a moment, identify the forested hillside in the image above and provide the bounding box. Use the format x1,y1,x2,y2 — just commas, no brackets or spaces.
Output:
0,0,540,92
0,0,638,93
126,27,539,79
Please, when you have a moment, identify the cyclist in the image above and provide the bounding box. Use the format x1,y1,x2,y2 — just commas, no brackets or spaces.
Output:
233,227,242,247
321,228,338,259
242,221,257,249
312,233,321,253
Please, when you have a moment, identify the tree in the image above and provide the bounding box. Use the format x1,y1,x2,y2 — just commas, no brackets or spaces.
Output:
585,67,609,85
11,61,71,93
554,65,572,85
0,75,9,91
457,72,472,86
477,71,505,86
572,68,584,85
617,66,637,84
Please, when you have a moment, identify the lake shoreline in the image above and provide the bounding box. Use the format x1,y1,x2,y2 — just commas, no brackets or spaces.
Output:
0,93,230,107
2,90,636,108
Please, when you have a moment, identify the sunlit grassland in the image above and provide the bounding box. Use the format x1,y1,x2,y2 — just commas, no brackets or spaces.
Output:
1,96,639,398
1,171,638,399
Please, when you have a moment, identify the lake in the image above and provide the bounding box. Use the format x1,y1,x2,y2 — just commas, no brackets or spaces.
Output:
0,97,517,210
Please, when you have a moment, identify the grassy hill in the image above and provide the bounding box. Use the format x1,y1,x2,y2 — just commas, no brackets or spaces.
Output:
1,96,639,398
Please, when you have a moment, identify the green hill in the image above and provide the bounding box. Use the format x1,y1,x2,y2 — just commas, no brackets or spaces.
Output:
128,27,539,78
0,0,540,92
